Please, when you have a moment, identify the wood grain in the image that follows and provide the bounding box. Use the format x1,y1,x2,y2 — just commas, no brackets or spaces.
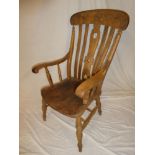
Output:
67,26,75,79
45,67,53,86
78,24,89,79
57,64,62,81
82,24,100,79
74,25,82,79
71,9,129,30
92,25,108,73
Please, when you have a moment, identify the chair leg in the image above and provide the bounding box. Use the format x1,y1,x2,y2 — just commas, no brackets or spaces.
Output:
42,99,47,121
96,96,102,115
76,117,83,152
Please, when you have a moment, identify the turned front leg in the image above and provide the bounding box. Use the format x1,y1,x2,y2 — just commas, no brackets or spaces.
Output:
76,117,83,152
42,99,47,121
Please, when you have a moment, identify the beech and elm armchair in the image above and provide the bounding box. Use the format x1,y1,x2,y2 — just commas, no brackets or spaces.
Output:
32,9,129,152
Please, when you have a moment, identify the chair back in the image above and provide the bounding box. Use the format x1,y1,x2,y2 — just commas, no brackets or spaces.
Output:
67,9,129,81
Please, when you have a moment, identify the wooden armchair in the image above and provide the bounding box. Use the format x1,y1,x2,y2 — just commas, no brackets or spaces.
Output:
32,9,129,152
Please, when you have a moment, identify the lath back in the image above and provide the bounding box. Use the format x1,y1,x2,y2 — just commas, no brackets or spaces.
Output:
67,9,129,80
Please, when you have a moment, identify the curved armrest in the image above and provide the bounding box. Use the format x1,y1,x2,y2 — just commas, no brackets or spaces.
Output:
75,69,106,99
32,53,69,73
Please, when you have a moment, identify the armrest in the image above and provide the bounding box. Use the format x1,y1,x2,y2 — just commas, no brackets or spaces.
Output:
32,52,69,73
75,69,106,99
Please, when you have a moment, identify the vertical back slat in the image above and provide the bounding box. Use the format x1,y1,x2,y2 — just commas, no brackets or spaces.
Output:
74,24,82,79
78,24,89,79
92,26,109,73
67,26,75,79
57,64,62,81
104,30,122,68
95,27,115,72
82,24,100,79
94,31,122,92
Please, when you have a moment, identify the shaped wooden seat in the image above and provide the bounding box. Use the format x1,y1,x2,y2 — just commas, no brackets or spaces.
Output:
41,79,84,117
32,9,129,152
